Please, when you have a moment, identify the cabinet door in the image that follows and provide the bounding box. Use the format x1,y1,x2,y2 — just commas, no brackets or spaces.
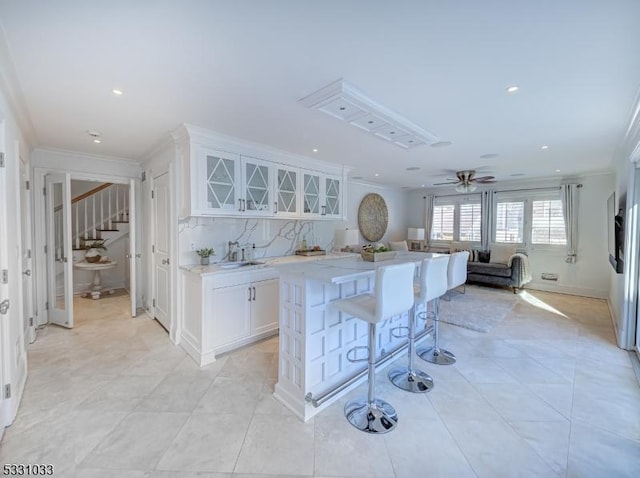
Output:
322,174,342,218
275,165,299,217
201,148,242,214
242,157,273,215
302,171,321,217
211,283,251,348
251,279,279,335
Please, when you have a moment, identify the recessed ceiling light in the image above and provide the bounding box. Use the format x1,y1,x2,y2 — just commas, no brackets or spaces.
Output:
112,89,123,96
374,173,380,177
406,167,421,171
312,148,318,153
480,153,499,159
541,145,549,150
430,141,453,148
93,139,101,144
555,169,561,172
421,184,425,187
506,85,520,94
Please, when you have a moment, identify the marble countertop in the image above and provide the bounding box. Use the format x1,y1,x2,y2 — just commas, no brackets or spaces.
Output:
180,251,359,276
274,251,441,284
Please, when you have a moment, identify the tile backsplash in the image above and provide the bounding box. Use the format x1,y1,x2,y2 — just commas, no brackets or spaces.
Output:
179,217,341,265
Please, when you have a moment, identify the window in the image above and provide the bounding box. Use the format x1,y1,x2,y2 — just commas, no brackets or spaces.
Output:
531,199,566,245
432,204,454,241
493,192,566,247
495,201,524,243
430,195,481,243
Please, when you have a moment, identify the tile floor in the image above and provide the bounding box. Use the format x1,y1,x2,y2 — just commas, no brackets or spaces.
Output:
1,286,640,477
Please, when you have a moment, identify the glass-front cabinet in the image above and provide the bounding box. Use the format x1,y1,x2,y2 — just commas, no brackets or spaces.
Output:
301,170,341,218
198,148,274,216
275,165,300,217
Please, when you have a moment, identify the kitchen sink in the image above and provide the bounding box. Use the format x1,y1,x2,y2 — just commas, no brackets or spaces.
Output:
219,261,265,269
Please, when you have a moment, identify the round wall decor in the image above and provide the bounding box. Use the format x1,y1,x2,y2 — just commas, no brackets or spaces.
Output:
358,193,389,242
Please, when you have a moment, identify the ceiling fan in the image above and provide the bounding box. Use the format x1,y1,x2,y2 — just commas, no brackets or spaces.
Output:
433,170,496,193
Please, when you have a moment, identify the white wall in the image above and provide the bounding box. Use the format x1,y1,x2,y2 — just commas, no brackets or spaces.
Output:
406,173,613,298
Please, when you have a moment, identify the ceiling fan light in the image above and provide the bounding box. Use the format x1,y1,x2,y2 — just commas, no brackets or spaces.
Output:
455,183,477,193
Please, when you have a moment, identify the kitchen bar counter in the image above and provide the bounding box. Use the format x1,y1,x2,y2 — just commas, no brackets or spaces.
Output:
273,252,439,421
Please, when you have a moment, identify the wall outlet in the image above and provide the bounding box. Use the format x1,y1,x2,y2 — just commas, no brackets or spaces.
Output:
541,272,558,281
190,242,196,251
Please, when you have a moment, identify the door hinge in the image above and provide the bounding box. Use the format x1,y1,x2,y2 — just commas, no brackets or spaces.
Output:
29,317,34,327
0,152,4,168
27,249,31,259
141,171,146,182
152,245,155,253
25,180,30,190
151,190,155,199
4,384,10,399
44,245,47,254
152,298,156,307
45,301,49,310
1,269,7,284
43,187,46,196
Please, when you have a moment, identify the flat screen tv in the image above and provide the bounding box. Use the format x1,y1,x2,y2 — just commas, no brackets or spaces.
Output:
607,192,624,273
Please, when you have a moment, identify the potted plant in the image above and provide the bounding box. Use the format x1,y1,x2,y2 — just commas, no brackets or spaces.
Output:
85,239,108,263
196,247,215,265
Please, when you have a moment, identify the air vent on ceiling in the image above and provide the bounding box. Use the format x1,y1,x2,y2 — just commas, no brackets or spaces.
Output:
299,79,438,150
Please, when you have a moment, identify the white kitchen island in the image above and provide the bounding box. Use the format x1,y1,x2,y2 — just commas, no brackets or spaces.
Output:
273,252,438,421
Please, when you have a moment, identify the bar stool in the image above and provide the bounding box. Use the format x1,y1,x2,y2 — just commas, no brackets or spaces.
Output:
416,255,456,365
387,258,448,393
443,250,470,300
332,262,416,433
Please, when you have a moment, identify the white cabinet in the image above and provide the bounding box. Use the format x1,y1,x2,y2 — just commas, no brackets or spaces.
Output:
196,148,274,216
180,267,279,366
175,125,347,219
301,170,342,219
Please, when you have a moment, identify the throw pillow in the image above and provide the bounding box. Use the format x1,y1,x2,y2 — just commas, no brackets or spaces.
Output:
478,251,491,263
389,240,409,251
490,243,517,264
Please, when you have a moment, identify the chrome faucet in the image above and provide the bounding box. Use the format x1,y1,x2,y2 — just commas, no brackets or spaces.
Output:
228,241,239,261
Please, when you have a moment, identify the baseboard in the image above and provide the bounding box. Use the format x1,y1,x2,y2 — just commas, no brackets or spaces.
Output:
525,281,608,299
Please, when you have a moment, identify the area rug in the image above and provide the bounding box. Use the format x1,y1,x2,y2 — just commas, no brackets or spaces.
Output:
436,284,519,333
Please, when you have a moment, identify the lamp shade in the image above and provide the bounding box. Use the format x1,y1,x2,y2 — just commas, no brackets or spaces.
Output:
335,228,360,248
407,228,425,241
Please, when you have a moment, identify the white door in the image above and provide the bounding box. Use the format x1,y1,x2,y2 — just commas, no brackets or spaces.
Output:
0,145,8,439
152,172,170,331
128,179,137,317
20,160,35,343
251,279,279,335
45,173,73,328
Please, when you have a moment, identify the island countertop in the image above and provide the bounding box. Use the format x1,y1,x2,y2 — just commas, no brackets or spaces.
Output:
273,251,441,284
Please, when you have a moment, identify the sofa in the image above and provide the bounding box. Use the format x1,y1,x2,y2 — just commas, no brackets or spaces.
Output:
449,242,532,293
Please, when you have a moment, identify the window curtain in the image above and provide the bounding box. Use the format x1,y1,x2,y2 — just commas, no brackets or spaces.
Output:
561,184,580,263
480,190,494,250
424,194,435,247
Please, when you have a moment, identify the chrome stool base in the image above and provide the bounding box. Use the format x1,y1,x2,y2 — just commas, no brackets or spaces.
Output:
388,367,434,393
344,398,398,434
417,346,456,365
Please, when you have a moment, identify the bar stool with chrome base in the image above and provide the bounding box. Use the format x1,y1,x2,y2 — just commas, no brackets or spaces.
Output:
387,257,449,393
332,262,416,433
416,255,456,365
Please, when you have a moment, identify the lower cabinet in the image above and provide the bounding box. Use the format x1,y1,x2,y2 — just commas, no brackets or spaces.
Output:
180,267,279,366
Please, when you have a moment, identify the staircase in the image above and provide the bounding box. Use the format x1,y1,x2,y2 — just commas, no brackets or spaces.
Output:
54,183,130,251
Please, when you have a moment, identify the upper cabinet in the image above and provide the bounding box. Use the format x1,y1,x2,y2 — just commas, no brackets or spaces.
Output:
175,124,348,220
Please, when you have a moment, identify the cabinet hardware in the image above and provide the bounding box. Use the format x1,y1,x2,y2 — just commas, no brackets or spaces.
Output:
274,201,278,213
242,199,246,211
161,258,170,265
238,199,243,211
252,286,256,301
248,287,252,301
321,205,326,216
0,299,9,315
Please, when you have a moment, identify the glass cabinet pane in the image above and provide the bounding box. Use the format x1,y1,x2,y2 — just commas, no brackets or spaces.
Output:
206,155,236,209
325,177,340,215
277,168,297,213
245,162,270,211
303,173,320,214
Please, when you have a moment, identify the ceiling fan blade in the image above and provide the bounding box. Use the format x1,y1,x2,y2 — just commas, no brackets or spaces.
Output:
475,179,497,184
473,176,495,182
433,181,460,185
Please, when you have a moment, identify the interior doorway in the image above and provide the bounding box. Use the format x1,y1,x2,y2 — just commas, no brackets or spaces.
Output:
43,175,138,330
